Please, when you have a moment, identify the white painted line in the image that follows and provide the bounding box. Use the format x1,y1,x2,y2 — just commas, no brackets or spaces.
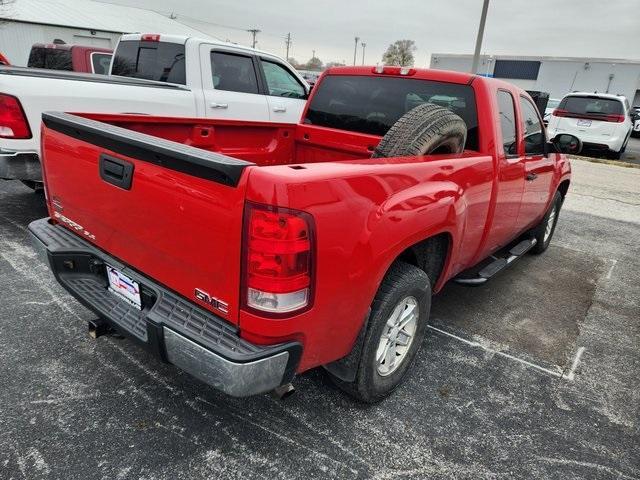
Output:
427,325,565,379
562,346,586,381
605,259,618,280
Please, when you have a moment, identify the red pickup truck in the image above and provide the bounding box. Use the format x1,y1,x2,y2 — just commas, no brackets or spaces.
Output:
30,66,579,402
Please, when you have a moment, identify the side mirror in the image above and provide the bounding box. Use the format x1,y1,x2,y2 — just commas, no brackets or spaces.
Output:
551,134,582,155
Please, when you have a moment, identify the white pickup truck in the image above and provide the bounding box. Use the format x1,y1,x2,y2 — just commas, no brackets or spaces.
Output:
0,33,309,187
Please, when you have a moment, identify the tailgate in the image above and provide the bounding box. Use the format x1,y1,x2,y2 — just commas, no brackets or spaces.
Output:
40,112,254,325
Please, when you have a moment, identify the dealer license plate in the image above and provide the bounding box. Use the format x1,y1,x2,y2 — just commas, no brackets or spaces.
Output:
106,265,142,309
576,119,592,127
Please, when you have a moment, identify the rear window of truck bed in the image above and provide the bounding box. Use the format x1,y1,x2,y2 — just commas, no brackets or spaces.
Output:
111,40,186,85
304,75,479,150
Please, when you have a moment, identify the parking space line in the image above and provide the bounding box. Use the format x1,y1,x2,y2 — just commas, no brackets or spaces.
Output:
562,346,585,381
427,325,565,379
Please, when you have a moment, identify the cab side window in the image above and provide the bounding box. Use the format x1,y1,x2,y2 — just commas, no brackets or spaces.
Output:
260,60,306,99
497,90,517,156
519,97,545,155
211,52,259,94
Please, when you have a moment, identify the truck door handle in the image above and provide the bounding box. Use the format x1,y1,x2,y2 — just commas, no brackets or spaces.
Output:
210,102,228,109
273,106,287,112
526,173,538,181
100,154,134,190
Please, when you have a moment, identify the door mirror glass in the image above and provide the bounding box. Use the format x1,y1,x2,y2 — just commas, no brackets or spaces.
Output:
551,134,582,155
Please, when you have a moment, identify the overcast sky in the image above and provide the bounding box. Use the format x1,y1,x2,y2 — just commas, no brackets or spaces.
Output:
99,0,639,65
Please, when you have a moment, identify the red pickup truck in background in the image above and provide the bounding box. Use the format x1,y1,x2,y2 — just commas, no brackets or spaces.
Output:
27,43,113,74
0,52,10,65
30,66,579,402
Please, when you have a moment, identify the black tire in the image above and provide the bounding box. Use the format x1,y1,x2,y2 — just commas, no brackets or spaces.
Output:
530,191,562,254
329,262,431,403
373,103,467,158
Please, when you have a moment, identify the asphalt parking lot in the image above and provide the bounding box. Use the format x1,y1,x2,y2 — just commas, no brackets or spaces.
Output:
1,159,638,479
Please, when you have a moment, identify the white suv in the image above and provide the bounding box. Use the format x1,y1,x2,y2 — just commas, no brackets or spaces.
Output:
547,93,633,159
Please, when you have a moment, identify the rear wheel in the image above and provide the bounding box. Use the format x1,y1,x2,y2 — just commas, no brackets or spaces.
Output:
530,191,562,254
373,103,467,158
329,262,431,403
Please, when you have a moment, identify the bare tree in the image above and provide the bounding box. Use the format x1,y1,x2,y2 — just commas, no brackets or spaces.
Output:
382,40,417,67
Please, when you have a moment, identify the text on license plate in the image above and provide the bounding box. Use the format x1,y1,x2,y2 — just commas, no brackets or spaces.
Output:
107,265,142,309
577,119,592,127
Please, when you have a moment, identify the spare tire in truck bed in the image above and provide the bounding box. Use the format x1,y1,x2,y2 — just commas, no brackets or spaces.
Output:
373,102,467,158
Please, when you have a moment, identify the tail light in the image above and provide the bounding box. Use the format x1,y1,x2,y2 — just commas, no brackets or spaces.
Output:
552,109,568,117
604,114,625,123
141,34,160,42
242,203,315,316
0,94,31,139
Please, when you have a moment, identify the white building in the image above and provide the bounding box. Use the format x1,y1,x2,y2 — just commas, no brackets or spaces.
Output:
0,0,209,66
430,54,640,106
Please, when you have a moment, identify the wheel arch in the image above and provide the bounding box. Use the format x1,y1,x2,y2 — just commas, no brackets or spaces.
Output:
394,232,452,291
558,179,570,200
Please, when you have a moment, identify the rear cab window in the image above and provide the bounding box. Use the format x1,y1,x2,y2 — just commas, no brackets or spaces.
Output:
111,40,186,84
304,75,479,150
28,47,73,71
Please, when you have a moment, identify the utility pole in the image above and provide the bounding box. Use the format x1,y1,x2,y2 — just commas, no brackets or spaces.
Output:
285,32,292,60
312,49,316,59
470,0,490,74
353,36,359,65
361,42,366,65
247,28,261,49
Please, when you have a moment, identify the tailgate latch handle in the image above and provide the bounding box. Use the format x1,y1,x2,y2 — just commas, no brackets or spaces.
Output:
99,154,134,190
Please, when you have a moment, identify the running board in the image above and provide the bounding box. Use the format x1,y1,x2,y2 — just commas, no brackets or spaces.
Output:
454,238,537,286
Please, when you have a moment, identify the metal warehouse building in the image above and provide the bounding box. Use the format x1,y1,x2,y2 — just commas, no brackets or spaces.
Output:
430,54,640,106
0,0,207,66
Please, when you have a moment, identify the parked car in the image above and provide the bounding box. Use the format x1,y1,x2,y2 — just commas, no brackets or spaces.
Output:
0,34,309,187
632,105,640,138
543,98,560,124
547,92,633,159
27,43,113,74
0,52,10,66
30,66,578,402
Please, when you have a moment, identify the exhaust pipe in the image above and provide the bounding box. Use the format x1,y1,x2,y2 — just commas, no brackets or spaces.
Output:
272,383,296,400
